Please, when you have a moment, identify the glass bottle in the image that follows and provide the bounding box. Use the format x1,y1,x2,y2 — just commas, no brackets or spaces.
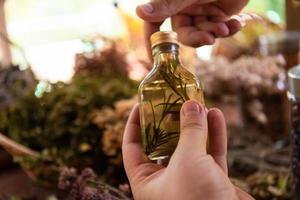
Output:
288,65,300,200
138,31,205,161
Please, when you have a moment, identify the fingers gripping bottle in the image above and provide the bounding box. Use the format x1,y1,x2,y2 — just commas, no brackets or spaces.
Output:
138,31,205,162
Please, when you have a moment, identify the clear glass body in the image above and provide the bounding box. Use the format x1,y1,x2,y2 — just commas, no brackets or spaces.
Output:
138,43,205,161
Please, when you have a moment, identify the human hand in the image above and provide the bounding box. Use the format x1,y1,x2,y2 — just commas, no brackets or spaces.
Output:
122,101,254,200
136,0,249,53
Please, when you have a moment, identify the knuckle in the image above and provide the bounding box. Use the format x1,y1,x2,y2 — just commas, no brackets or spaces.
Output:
181,120,205,132
159,0,175,14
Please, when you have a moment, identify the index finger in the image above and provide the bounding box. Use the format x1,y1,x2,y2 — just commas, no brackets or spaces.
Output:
144,21,163,60
207,108,228,174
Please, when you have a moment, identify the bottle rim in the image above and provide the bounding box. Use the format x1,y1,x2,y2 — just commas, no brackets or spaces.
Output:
150,31,179,49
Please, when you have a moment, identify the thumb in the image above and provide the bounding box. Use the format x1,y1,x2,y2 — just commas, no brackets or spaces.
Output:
137,0,216,22
175,100,208,155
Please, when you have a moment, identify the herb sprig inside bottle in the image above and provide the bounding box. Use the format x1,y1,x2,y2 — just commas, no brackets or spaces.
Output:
138,31,205,161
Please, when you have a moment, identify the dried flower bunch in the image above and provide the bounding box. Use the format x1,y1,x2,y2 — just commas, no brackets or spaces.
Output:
92,97,137,164
196,56,287,135
58,167,131,200
74,38,130,77
196,56,286,97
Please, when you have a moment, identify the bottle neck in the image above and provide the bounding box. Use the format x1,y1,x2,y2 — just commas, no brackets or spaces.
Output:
152,43,181,69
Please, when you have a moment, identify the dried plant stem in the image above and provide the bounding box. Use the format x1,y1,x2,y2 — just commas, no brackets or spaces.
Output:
0,133,40,158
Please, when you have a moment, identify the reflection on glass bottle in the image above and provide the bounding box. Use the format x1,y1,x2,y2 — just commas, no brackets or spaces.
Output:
138,31,205,161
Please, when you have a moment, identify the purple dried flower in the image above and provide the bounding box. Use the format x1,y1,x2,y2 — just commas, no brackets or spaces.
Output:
80,168,97,181
58,167,78,190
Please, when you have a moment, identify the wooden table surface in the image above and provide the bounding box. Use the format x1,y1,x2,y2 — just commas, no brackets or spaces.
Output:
0,167,61,199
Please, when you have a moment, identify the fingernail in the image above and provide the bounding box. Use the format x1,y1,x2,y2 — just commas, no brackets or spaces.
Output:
231,15,246,27
183,101,201,115
138,3,154,14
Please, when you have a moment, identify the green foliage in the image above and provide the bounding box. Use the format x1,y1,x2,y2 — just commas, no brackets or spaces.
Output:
246,0,285,21
0,71,137,180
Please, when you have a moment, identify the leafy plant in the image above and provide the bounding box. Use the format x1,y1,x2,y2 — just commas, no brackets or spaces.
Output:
0,39,142,186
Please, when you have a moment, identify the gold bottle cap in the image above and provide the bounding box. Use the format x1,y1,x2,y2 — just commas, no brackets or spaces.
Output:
288,65,300,100
150,31,179,48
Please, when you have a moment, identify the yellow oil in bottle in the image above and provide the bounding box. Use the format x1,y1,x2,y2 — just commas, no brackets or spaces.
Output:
138,31,205,161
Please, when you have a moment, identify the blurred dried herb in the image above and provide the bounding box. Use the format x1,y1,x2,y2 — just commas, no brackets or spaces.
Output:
196,56,286,98
0,39,140,185
0,72,137,185
247,172,292,200
75,37,130,77
2,72,136,150
0,65,36,109
92,97,137,163
196,56,288,136
58,167,131,200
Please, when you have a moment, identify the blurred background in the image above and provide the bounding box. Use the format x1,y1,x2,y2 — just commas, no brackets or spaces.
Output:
0,0,299,199
2,0,285,82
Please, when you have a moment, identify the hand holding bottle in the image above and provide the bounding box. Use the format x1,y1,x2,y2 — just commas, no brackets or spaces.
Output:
136,0,249,51
122,101,254,200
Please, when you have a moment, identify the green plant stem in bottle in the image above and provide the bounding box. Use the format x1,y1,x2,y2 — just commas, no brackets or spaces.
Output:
138,31,205,161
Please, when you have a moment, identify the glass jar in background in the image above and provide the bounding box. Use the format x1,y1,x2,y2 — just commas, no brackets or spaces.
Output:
259,31,300,70
251,31,300,137
288,65,300,200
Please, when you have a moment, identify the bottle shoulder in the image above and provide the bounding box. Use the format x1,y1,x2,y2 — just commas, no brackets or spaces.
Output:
139,64,202,90
138,67,160,88
175,65,200,82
